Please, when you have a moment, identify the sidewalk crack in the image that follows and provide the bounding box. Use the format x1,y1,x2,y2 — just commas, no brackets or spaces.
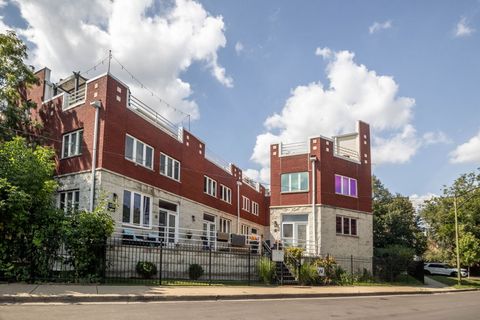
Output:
29,284,39,295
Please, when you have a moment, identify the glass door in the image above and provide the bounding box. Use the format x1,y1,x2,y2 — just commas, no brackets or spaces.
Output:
159,209,177,245
282,222,307,248
203,213,216,249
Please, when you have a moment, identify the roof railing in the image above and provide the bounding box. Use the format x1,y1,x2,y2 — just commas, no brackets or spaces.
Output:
280,141,308,156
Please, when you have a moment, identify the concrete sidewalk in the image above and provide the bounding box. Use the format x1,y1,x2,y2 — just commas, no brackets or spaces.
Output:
0,283,475,304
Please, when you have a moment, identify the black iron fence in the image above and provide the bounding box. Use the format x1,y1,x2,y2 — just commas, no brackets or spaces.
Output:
0,237,261,285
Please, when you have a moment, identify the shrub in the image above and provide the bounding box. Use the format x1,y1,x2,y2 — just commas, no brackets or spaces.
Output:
136,261,157,279
313,256,345,285
257,257,276,284
188,263,204,280
374,245,414,281
298,262,318,285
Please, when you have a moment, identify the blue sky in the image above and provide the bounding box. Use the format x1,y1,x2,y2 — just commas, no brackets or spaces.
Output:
1,0,479,202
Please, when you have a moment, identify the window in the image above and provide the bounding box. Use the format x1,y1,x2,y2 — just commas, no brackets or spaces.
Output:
220,185,232,203
242,196,250,212
160,153,180,181
62,129,83,158
241,224,250,235
252,201,259,215
125,134,154,169
335,174,358,197
59,190,80,213
122,190,151,227
204,176,217,197
336,216,358,236
219,217,231,233
281,172,309,192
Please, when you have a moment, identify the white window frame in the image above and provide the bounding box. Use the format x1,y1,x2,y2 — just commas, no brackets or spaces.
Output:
335,174,358,198
204,176,217,197
242,196,250,212
59,189,80,213
62,129,83,158
122,189,152,228
219,217,232,234
125,134,154,170
251,201,259,216
281,172,309,193
241,224,250,235
220,184,232,204
160,152,181,182
336,216,358,236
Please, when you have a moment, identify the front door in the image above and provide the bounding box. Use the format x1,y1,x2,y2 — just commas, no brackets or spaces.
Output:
203,213,216,249
159,209,177,244
282,222,307,248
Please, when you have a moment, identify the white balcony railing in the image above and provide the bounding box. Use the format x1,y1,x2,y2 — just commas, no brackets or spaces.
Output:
334,145,359,161
66,87,86,107
280,141,308,156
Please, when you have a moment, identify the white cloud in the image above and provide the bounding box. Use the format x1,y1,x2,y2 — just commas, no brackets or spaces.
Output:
0,0,6,8
9,0,233,122
422,131,452,145
369,20,392,34
449,129,480,163
235,41,244,55
409,193,437,211
248,48,422,183
0,16,9,33
455,17,475,37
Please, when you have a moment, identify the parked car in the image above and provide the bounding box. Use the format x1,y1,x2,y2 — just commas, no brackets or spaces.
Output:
424,263,468,277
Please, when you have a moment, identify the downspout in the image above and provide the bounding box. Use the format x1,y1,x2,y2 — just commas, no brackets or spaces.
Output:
89,100,101,212
237,181,241,233
310,155,318,255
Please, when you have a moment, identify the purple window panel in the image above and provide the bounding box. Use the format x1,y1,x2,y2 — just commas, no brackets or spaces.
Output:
342,177,349,195
335,175,342,194
349,179,357,197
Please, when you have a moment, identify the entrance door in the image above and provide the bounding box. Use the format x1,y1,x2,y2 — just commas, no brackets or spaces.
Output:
159,209,177,244
282,222,307,248
203,213,216,249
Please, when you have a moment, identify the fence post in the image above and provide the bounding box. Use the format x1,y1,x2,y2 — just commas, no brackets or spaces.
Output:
248,250,251,286
350,255,354,274
159,244,163,285
208,246,212,286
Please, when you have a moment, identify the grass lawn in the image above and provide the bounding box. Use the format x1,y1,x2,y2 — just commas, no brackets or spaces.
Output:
354,274,424,287
430,275,480,289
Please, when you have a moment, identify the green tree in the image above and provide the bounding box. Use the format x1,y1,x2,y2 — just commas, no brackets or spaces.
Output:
0,31,39,141
373,176,427,255
421,170,480,267
0,137,64,280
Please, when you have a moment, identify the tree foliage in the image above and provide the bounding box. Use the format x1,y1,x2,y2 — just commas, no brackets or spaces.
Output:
0,31,39,141
421,170,480,267
373,176,426,255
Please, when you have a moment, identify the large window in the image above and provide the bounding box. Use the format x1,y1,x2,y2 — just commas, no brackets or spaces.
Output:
125,134,153,169
220,185,232,204
252,201,259,215
204,176,217,197
62,129,83,158
219,217,231,234
59,190,80,213
281,172,309,193
160,153,180,181
335,174,358,197
242,196,250,212
336,216,357,236
122,190,151,227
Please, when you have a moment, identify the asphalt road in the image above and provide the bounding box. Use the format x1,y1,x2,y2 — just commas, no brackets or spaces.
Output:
1,291,479,320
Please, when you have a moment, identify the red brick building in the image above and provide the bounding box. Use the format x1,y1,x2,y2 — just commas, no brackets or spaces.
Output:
269,121,373,261
28,68,269,247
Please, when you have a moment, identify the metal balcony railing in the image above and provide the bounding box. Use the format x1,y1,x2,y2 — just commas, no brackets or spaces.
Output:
66,87,86,107
334,145,359,161
280,141,308,156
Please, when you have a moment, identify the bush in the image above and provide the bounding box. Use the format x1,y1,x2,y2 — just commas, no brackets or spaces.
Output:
257,257,276,284
136,261,157,279
374,245,414,281
188,263,204,280
313,256,345,285
298,262,318,285
63,198,114,281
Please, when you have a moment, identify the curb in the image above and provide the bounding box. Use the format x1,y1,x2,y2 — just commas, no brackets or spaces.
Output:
1,288,478,304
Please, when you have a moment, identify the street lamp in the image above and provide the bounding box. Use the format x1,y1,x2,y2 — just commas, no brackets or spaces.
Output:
452,186,480,286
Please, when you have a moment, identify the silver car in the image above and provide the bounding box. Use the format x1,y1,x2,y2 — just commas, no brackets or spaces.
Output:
424,262,468,277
